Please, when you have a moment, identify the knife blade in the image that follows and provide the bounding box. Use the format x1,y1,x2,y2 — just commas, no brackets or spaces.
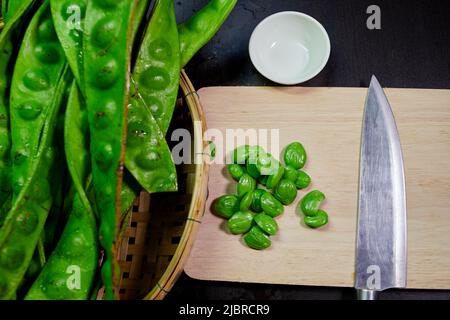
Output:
355,76,407,300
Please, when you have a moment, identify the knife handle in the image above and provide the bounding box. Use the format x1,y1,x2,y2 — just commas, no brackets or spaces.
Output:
356,289,378,300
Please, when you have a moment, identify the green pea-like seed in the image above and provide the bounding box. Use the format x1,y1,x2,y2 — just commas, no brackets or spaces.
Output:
237,173,256,198
266,165,285,189
251,188,266,213
95,142,114,171
93,100,118,130
295,170,311,189
15,211,39,235
94,58,119,89
232,145,249,164
284,142,307,169
273,179,297,205
213,195,239,219
23,69,50,91
246,161,261,179
258,175,268,186
146,96,164,117
260,192,284,218
37,19,57,41
248,146,265,165
148,38,173,60
300,190,326,216
227,164,245,181
17,101,43,120
60,229,88,258
239,191,254,212
304,209,329,228
254,214,278,236
34,44,60,64
140,66,170,90
30,177,52,204
135,149,161,170
283,165,299,182
126,121,150,147
91,16,119,49
244,226,271,250
0,245,25,270
228,211,253,235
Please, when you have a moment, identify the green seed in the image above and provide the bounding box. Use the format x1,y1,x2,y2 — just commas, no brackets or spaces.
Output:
266,165,285,189
237,173,256,198
254,214,278,236
244,226,271,250
227,164,245,181
300,190,326,216
239,191,254,212
284,142,307,169
213,195,239,219
274,179,297,205
295,170,311,189
251,188,266,213
258,175,268,186
260,192,284,218
283,165,298,182
304,209,329,228
228,211,253,235
246,162,260,179
232,145,249,164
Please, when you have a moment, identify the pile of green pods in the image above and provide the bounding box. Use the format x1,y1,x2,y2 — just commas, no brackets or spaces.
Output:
0,0,237,300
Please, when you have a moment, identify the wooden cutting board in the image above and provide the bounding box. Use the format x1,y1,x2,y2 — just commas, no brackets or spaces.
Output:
184,86,450,289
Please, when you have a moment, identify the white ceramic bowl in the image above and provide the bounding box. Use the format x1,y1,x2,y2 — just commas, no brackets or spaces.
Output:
249,11,331,85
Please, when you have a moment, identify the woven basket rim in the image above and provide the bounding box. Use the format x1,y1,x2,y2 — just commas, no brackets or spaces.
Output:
143,70,209,300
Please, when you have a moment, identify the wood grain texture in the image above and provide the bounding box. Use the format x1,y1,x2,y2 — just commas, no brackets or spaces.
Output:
185,86,450,289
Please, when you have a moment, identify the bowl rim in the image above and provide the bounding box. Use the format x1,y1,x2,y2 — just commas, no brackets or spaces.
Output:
249,11,331,85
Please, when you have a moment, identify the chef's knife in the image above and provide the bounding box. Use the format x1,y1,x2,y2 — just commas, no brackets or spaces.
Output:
355,76,407,300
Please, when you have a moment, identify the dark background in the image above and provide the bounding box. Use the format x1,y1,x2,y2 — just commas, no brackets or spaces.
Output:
170,0,450,300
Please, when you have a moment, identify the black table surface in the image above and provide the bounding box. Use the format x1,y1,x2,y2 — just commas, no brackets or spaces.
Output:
169,0,450,300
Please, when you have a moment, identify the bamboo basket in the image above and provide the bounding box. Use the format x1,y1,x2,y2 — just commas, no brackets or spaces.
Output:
116,70,209,300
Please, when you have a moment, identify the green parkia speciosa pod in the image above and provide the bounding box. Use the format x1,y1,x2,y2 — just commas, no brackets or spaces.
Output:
251,188,267,213
232,145,249,164
260,192,284,218
213,195,240,219
228,164,245,181
228,211,253,235
266,165,285,189
237,173,256,198
178,0,238,68
284,142,307,169
274,179,297,205
300,190,326,216
239,191,254,212
283,165,299,182
244,226,271,250
254,214,278,236
304,209,329,229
